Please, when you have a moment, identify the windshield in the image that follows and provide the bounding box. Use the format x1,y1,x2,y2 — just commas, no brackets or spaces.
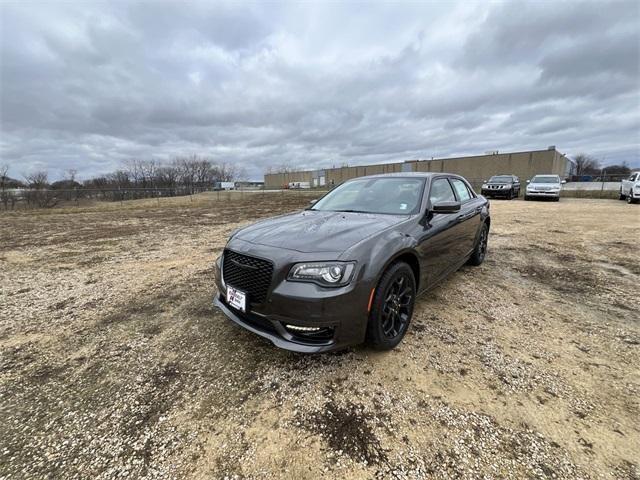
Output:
489,176,512,182
311,177,425,215
531,176,560,184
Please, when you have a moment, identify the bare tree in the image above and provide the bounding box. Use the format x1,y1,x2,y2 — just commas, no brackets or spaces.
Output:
23,171,57,208
215,162,239,182
0,164,8,188
106,170,131,188
174,156,199,193
267,163,297,174
0,164,11,210
65,169,78,183
574,154,599,176
25,171,49,189
156,166,180,193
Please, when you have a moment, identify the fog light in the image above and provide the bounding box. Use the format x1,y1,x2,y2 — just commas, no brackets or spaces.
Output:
285,324,321,332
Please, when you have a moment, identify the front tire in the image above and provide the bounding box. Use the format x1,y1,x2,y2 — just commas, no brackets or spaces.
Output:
468,222,489,266
628,190,637,204
366,262,416,350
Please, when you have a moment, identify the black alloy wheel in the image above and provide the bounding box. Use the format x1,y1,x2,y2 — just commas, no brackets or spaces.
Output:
367,262,416,350
468,223,488,266
381,275,413,338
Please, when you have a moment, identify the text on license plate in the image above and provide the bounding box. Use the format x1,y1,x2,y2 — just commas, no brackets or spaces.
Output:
226,286,246,312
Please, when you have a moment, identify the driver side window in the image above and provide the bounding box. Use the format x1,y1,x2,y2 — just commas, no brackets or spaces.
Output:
429,178,456,204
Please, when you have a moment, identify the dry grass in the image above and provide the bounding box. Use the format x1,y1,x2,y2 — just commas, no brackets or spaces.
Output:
1,194,639,479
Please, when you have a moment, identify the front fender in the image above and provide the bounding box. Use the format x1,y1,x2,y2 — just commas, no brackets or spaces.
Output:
340,227,418,292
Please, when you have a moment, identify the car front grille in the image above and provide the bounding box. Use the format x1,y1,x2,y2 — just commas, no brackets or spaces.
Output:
223,250,274,304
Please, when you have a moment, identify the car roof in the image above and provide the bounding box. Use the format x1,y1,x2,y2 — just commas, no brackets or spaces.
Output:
346,172,462,180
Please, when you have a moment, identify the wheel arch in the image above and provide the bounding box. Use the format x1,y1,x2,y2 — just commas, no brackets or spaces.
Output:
376,249,421,292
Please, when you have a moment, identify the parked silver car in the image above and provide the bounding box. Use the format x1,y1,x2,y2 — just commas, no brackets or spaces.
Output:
524,175,565,201
619,171,640,204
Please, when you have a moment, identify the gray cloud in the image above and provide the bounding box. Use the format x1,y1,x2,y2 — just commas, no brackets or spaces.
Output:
1,0,638,181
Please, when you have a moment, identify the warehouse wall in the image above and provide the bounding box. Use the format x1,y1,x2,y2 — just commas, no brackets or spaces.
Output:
410,150,559,182
264,171,313,188
264,148,569,188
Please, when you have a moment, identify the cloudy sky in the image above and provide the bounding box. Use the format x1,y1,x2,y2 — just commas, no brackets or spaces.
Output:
1,1,639,181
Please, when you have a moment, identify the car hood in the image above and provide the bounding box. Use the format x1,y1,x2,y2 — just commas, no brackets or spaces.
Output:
529,182,561,188
234,210,409,253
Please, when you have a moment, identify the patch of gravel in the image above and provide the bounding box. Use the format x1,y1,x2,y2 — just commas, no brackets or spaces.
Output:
2,196,639,479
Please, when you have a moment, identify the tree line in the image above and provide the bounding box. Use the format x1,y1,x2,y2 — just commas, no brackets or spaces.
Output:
0,156,246,209
572,154,632,177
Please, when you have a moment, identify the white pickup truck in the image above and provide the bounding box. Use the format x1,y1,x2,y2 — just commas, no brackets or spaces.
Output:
619,171,640,204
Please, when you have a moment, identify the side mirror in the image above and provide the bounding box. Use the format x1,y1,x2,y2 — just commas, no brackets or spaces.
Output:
431,201,461,214
561,180,566,184
526,180,530,184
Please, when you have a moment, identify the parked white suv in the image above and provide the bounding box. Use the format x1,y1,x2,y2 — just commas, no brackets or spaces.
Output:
619,172,640,204
524,175,565,202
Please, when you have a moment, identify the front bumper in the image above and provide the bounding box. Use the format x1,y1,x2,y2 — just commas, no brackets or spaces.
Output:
481,188,512,197
213,295,339,353
526,190,560,198
212,241,372,352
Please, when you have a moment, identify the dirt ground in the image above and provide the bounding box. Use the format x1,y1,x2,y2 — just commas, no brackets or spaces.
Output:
1,193,639,479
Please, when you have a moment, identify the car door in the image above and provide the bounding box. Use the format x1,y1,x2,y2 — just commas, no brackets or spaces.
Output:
415,177,466,289
449,177,482,257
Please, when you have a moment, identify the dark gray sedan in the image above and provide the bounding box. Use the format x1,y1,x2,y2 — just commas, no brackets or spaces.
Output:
213,173,490,352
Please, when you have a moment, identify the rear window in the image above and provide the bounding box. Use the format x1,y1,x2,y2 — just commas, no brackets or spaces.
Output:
450,178,472,202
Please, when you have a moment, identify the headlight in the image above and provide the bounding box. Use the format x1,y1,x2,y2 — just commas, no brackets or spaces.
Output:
288,261,356,287
634,184,640,190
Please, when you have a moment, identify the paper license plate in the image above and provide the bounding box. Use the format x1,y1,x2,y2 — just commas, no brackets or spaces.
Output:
226,286,246,312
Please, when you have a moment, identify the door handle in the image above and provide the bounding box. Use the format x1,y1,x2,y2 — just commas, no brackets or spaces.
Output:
458,207,481,220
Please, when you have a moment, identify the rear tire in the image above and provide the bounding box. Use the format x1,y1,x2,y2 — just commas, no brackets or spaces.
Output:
366,262,416,350
468,222,489,266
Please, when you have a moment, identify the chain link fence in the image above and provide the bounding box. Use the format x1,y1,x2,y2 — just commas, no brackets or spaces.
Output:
0,186,329,211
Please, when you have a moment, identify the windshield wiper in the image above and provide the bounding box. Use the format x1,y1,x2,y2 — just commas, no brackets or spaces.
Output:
333,209,371,214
